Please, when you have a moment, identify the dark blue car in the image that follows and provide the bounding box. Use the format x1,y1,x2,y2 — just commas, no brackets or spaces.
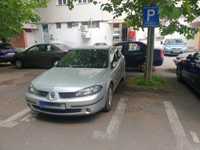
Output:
176,52,200,94
0,43,16,63
114,41,164,70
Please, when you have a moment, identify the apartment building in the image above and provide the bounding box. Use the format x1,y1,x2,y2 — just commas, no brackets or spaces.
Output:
26,0,125,47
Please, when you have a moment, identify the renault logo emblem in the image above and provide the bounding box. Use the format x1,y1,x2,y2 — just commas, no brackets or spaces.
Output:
48,91,57,100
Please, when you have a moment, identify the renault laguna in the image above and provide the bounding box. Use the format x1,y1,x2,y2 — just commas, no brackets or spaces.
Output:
26,46,126,116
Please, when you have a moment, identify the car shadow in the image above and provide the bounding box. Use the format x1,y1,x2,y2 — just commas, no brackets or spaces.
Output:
0,63,12,67
34,111,104,124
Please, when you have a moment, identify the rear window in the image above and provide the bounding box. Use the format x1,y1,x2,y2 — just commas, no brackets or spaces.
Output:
54,44,70,51
0,43,12,49
165,39,184,45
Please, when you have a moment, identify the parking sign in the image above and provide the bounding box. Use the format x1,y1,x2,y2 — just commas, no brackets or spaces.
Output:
143,6,160,27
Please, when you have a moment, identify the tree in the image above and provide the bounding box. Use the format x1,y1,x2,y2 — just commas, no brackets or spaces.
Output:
67,0,200,81
67,0,200,38
0,0,48,41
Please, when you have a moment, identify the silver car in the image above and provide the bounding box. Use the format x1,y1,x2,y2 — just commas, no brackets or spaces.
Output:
163,39,187,56
26,46,126,116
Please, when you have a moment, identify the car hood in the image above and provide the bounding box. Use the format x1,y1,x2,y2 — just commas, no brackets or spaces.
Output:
32,67,109,92
165,44,186,49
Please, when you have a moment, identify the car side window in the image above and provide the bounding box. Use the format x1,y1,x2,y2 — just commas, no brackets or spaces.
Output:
128,43,141,52
28,46,40,53
50,45,61,52
112,50,120,65
38,45,47,52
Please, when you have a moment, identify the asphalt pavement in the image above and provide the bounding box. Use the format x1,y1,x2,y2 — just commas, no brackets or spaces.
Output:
0,57,200,150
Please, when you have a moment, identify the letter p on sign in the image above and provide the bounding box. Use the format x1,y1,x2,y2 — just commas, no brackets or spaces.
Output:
147,9,155,22
143,6,160,28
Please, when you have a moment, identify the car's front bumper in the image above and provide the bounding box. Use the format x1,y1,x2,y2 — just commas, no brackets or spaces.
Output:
25,92,106,116
164,50,184,56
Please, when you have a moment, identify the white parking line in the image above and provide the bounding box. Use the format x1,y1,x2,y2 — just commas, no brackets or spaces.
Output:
20,113,32,122
0,108,30,128
93,98,128,140
190,131,200,144
164,101,194,150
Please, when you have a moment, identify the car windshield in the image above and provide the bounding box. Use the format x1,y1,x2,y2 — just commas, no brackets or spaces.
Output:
54,44,70,50
165,39,184,45
0,43,12,50
57,49,109,68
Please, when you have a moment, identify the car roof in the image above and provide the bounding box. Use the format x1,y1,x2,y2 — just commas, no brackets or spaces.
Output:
114,41,145,45
33,43,67,45
70,46,111,50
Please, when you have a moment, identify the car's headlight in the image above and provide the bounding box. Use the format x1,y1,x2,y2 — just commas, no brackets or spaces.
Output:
75,85,103,97
28,84,37,94
164,47,169,51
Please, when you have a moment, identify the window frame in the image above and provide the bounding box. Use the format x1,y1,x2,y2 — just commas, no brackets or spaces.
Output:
56,23,62,29
78,0,92,4
57,0,67,6
128,43,141,52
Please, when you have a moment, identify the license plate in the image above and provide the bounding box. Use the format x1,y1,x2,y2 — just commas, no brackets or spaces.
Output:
173,49,180,52
39,101,66,109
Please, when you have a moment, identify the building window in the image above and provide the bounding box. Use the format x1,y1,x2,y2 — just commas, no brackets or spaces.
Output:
78,0,92,4
81,21,99,28
56,23,62,29
42,24,48,32
58,0,67,5
91,21,100,28
68,22,79,28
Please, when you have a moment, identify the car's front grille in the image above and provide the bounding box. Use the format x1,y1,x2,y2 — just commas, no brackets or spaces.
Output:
36,90,49,97
59,92,76,98
32,105,82,113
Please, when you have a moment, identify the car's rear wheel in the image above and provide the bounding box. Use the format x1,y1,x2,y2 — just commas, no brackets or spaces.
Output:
176,65,183,82
15,60,23,69
104,85,113,112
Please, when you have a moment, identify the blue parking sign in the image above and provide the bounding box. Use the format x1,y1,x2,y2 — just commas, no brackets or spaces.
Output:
143,6,160,27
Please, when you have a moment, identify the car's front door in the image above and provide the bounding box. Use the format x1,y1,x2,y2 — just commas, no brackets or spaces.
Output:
23,45,41,67
111,49,122,89
125,42,145,68
42,44,64,68
192,53,200,92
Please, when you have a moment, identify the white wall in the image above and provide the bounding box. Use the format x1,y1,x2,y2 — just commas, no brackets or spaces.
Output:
43,22,113,47
37,0,112,23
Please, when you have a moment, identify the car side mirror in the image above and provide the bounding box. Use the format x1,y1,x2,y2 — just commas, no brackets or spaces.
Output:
111,61,117,69
54,61,58,66
186,54,193,60
161,41,163,45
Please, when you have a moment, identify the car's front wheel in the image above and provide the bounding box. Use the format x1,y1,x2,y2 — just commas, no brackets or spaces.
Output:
15,60,23,69
104,85,113,112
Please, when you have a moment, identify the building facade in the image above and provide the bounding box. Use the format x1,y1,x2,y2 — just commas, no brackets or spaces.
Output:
29,0,124,47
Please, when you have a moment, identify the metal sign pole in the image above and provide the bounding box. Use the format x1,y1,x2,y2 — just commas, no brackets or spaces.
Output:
145,27,155,80
143,4,158,80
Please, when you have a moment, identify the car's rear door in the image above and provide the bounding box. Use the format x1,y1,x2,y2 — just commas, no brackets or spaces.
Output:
22,45,41,67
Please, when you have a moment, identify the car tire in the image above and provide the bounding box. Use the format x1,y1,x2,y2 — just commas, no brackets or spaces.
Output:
176,65,183,82
104,85,113,112
15,60,23,69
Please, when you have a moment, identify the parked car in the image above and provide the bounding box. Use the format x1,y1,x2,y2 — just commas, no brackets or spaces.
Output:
114,41,164,70
163,39,187,56
26,46,126,116
0,43,16,63
176,52,200,94
13,43,70,68
173,51,196,65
